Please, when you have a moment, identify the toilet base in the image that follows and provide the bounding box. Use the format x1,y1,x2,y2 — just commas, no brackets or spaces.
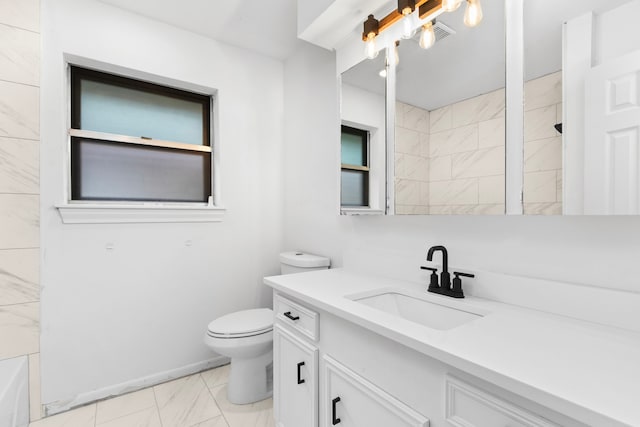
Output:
227,350,273,405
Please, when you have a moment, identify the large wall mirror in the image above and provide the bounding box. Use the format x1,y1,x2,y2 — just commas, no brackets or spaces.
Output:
393,0,506,215
524,0,640,215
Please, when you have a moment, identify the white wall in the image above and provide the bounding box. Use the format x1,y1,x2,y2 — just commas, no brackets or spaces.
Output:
40,0,284,411
284,43,640,301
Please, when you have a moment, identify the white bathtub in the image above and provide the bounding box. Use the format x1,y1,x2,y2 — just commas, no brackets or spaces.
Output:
0,356,29,427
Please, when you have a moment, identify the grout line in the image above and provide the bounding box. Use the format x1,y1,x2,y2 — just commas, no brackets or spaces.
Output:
200,372,232,427
92,403,98,427
0,300,40,308
0,22,39,35
0,135,40,142
0,77,39,88
151,383,165,427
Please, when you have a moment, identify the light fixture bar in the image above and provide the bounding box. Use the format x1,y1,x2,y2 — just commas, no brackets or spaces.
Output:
419,0,443,20
363,0,437,40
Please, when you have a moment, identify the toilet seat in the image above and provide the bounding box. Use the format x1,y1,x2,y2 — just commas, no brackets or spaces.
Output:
207,308,273,339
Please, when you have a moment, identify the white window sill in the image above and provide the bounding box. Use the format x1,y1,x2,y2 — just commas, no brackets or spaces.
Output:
340,207,385,216
56,203,226,224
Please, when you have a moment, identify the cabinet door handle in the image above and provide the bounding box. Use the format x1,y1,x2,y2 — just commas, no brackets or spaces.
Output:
332,396,341,425
283,311,300,321
297,361,305,384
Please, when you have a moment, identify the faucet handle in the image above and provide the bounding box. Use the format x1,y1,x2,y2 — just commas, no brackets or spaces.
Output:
421,266,440,290
451,271,475,299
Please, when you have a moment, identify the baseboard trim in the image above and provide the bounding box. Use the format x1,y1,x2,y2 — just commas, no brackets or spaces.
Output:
44,356,229,416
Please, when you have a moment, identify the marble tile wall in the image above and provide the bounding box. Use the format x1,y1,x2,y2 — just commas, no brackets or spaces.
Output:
0,0,41,421
395,71,563,215
523,71,563,215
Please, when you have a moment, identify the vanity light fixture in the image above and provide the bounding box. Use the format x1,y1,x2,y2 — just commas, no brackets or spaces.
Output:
362,0,483,59
419,20,436,49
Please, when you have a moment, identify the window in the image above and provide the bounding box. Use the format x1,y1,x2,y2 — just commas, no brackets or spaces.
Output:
70,66,212,203
340,125,369,207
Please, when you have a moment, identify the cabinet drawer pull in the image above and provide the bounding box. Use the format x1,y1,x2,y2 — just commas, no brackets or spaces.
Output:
283,311,300,321
297,361,306,384
332,396,341,425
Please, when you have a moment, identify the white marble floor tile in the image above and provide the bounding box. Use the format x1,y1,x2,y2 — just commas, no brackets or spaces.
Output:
29,404,96,427
210,385,274,427
96,388,156,425
201,364,231,390
96,407,161,427
193,416,230,427
154,374,221,427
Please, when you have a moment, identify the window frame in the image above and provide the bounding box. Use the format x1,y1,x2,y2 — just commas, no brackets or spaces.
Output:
57,61,225,224
340,124,371,208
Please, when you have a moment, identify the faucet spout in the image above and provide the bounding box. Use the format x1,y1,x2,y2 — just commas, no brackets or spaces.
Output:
426,245,451,291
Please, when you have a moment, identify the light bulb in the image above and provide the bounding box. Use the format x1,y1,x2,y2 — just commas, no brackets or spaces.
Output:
464,0,483,27
379,69,387,78
365,33,378,59
401,9,417,39
442,0,462,12
419,22,436,50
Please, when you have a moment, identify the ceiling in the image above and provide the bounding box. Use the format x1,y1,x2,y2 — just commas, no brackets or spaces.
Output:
343,0,633,111
98,0,304,60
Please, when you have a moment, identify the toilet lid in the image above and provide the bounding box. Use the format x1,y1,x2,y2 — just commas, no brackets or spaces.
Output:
207,308,273,337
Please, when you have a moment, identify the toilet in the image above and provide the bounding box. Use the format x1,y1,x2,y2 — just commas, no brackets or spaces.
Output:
204,251,330,404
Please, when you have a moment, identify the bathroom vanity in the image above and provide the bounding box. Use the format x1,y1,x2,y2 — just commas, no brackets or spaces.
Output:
264,269,640,427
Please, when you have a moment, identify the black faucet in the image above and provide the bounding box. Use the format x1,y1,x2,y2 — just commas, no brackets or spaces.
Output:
421,245,474,299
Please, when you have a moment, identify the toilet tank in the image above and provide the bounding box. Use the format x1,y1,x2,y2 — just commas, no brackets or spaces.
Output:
280,251,330,275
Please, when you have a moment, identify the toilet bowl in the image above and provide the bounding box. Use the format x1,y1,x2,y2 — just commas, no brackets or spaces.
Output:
204,308,274,405
205,251,330,404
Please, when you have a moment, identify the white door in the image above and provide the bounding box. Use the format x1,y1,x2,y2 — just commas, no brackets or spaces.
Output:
323,356,429,427
273,325,318,427
584,50,640,214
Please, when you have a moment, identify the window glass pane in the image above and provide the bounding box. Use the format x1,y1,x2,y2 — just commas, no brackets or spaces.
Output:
341,170,368,207
71,138,210,202
341,130,367,166
79,79,205,146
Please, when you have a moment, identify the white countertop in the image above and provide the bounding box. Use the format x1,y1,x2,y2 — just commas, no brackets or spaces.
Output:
264,268,640,427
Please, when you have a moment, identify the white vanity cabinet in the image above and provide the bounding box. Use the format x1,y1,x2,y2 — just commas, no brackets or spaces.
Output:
273,324,318,427
323,356,429,427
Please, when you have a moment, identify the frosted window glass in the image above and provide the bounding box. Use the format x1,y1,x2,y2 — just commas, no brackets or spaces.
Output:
71,138,210,202
341,170,368,207
341,129,367,166
80,80,205,145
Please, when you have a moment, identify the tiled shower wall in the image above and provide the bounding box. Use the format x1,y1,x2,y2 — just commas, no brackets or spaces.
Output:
396,71,562,215
0,0,41,421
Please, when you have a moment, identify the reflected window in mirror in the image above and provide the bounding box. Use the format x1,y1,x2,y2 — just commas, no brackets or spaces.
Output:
341,125,370,207
393,1,505,215
524,0,640,215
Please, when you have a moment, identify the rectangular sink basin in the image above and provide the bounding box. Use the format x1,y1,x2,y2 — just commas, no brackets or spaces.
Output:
351,290,484,331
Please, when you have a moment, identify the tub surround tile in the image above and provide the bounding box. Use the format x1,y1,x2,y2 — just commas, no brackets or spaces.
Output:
153,374,221,427
451,89,505,128
394,153,406,179
0,248,39,305
0,0,39,32
200,364,230,389
478,117,505,148
209,385,274,427
0,136,39,194
395,102,406,128
0,301,38,359
395,127,421,155
29,352,42,421
0,23,39,86
524,170,557,203
403,155,428,182
30,403,96,427
524,202,563,215
452,146,504,179
96,388,157,425
96,407,162,427
419,182,429,206
525,72,562,111
479,175,505,204
429,124,478,157
524,137,562,173
556,103,563,124
429,179,478,206
0,194,39,249
429,105,452,133
0,80,39,139
524,105,558,142
395,179,421,205
429,203,504,215
402,104,429,133
429,155,452,182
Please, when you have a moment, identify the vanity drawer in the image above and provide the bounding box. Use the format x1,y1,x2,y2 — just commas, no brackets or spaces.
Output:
445,376,557,427
274,293,319,341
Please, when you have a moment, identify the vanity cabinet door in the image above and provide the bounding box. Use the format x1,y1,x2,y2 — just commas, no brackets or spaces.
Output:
274,325,318,427
323,356,429,427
